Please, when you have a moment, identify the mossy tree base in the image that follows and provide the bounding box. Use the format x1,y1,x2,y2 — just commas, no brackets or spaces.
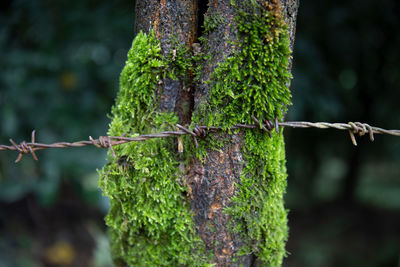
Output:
99,0,298,266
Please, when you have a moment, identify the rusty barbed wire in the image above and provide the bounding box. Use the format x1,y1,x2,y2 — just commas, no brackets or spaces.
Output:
1,120,400,163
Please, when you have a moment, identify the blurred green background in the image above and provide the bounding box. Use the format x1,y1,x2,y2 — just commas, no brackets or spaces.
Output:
0,0,399,266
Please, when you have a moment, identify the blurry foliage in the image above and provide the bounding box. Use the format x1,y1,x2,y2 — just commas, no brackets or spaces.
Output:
285,0,400,266
0,0,133,266
0,0,133,206
287,0,400,209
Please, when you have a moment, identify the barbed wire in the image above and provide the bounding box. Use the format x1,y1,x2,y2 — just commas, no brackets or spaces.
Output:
1,119,399,163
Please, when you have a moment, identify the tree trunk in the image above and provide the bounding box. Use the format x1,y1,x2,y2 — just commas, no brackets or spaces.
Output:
135,0,198,124
99,0,299,266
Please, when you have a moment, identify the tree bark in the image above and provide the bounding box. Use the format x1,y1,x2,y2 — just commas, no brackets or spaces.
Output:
103,0,299,266
187,1,299,266
135,0,198,124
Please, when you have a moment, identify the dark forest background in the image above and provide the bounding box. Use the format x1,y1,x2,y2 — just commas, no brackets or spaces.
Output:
0,0,399,266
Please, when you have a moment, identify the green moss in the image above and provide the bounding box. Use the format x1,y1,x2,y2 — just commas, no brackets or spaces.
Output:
165,37,194,82
226,130,288,266
193,1,292,265
194,2,292,129
98,31,209,266
203,12,225,35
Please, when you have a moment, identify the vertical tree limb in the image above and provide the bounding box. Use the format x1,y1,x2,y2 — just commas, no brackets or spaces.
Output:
102,0,299,266
187,0,299,266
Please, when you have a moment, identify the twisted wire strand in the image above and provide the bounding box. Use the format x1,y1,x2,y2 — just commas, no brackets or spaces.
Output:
1,121,399,162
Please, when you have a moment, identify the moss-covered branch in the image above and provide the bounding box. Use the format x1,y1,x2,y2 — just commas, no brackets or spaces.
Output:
99,0,298,266
98,31,209,267
189,1,294,266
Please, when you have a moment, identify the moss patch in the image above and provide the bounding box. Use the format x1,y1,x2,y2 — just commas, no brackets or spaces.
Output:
227,130,288,266
193,1,292,265
203,12,225,36
98,31,208,266
194,1,292,129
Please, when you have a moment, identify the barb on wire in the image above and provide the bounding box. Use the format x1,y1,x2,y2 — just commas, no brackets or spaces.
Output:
278,121,400,146
8,130,39,163
1,121,399,162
